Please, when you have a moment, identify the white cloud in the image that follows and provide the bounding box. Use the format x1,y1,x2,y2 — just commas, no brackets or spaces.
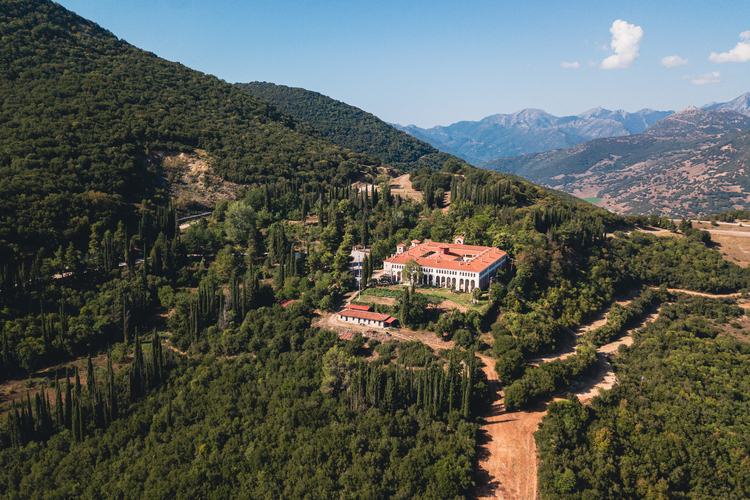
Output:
561,61,580,69
687,71,722,85
709,31,750,63
601,20,643,69
661,55,688,68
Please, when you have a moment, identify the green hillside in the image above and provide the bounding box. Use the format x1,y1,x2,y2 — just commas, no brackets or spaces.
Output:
2,2,750,499
238,82,464,171
0,0,373,251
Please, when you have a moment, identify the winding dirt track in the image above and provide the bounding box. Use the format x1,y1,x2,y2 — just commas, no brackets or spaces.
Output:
326,286,745,499
473,292,651,500
474,354,546,500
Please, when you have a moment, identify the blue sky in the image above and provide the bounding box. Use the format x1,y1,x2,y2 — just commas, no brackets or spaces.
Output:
58,0,750,128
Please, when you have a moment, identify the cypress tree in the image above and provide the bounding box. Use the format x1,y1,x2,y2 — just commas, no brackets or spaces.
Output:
2,326,10,378
166,398,172,428
64,372,72,430
106,349,118,422
74,367,83,439
151,328,163,386
462,364,472,419
34,393,42,441
384,377,395,413
400,288,410,328
55,375,63,428
130,334,144,401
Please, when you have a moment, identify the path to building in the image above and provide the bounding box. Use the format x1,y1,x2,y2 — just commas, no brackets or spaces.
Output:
473,290,653,500
320,283,746,499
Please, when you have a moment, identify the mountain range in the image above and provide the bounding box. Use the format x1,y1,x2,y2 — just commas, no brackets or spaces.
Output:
396,93,750,163
482,106,750,216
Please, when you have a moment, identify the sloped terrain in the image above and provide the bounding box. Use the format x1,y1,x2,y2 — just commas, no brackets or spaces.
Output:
238,82,464,171
483,108,750,216
395,107,673,163
0,0,370,250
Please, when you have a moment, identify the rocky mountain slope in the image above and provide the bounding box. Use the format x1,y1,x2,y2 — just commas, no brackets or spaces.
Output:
482,107,750,216
396,93,750,165
702,92,750,115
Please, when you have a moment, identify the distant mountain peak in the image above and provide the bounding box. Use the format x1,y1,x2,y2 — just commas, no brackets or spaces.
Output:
577,106,609,118
701,92,750,116
677,105,701,113
396,92,748,164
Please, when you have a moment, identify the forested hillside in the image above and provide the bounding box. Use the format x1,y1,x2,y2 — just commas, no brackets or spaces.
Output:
0,0,375,252
535,294,750,499
239,82,463,171
0,305,486,499
3,1,750,499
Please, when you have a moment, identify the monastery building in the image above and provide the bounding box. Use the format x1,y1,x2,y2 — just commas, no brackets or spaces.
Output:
382,237,506,292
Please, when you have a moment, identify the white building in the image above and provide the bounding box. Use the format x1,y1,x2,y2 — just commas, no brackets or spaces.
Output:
382,237,506,292
338,306,397,329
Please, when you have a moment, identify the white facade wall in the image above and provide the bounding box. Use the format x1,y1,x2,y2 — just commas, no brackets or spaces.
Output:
383,255,506,291
338,314,387,329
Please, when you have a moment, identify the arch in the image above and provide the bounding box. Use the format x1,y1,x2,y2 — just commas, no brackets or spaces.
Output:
397,272,401,282
459,278,464,291
470,280,475,290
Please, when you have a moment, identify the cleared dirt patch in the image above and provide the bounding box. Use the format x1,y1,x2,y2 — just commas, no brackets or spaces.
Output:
388,174,423,203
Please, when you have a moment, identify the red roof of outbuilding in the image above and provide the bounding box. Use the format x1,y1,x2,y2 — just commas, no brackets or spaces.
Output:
339,309,394,322
347,304,372,311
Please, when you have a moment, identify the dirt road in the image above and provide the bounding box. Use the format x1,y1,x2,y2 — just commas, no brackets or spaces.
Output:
473,291,650,500
474,354,546,500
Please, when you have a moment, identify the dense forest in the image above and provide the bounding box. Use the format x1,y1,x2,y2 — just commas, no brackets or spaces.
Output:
0,0,381,252
3,1,750,498
535,294,750,499
0,305,488,499
238,82,463,172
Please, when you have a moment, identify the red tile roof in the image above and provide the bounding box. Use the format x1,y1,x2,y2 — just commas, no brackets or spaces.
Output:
384,239,506,273
347,304,372,311
339,309,394,322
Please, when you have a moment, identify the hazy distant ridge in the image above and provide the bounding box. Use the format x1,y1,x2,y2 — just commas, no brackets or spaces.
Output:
701,92,750,115
394,107,674,163
395,93,750,163
481,106,750,217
